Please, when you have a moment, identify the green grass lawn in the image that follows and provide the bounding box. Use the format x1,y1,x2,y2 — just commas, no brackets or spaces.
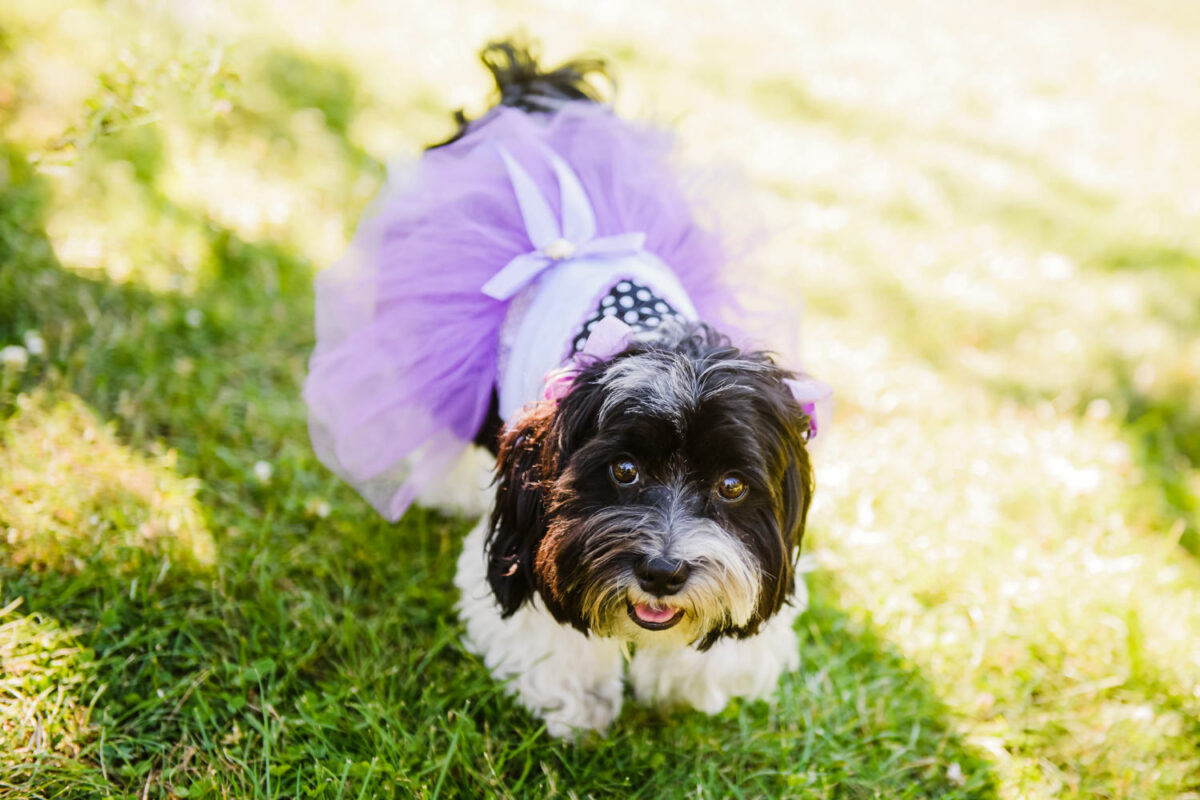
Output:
2,0,1199,797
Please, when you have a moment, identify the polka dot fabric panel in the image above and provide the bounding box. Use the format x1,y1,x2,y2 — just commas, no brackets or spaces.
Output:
571,280,686,354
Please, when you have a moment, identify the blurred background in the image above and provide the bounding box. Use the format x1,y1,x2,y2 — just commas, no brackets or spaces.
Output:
1,0,1198,797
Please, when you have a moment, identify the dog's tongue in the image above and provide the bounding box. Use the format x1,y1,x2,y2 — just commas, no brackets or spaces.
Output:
633,604,677,624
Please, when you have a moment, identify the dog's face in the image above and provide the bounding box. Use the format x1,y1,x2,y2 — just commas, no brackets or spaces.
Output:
487,324,814,649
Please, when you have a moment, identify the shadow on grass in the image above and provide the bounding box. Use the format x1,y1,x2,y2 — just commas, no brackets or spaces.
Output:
0,129,357,794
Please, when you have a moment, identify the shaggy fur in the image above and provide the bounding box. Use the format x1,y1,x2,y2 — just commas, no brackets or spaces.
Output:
486,321,813,651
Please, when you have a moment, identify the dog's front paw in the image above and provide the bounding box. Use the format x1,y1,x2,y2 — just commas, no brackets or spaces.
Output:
456,520,626,739
533,678,624,739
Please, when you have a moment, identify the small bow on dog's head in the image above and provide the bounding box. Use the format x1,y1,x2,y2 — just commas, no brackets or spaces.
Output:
783,375,833,441
542,316,634,402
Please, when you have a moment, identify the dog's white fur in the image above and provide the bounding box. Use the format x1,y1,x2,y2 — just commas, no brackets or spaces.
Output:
440,456,804,738
455,520,627,738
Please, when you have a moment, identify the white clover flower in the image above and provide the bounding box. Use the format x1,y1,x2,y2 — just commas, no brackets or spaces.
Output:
23,331,45,356
252,460,273,483
305,498,332,519
1,345,28,371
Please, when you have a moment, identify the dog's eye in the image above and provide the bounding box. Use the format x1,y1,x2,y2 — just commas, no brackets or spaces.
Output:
610,459,639,486
716,474,748,502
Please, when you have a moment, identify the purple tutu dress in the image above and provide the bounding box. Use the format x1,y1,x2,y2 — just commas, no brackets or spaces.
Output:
304,103,815,520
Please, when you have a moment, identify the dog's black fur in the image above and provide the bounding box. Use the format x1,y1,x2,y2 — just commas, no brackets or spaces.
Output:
488,322,813,649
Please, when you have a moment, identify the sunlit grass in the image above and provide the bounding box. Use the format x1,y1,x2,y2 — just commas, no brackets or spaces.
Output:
0,599,105,795
1,391,215,573
2,0,1198,797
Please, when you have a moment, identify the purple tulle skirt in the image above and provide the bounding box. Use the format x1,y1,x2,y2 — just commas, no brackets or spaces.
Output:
304,103,749,520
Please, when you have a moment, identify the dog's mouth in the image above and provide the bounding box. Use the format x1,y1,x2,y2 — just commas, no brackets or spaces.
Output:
627,602,685,631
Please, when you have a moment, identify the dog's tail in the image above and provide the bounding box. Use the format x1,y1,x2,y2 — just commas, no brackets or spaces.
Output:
428,39,612,149
481,39,611,111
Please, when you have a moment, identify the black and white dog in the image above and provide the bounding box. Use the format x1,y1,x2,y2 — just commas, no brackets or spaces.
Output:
306,41,829,738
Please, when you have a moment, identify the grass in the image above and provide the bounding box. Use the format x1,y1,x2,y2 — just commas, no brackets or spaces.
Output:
2,0,1199,797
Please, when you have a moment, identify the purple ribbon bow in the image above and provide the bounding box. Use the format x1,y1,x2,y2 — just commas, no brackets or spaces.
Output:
542,316,635,402
784,376,834,440
481,146,647,301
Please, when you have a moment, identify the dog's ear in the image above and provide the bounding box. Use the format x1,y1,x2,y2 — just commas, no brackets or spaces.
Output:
755,378,817,618
486,402,558,616
485,365,610,616
778,402,814,555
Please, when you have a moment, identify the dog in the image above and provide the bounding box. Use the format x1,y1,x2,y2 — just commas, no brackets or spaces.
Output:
304,41,831,738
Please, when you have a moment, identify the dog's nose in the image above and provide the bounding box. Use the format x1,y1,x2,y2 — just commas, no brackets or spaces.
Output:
634,557,690,596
